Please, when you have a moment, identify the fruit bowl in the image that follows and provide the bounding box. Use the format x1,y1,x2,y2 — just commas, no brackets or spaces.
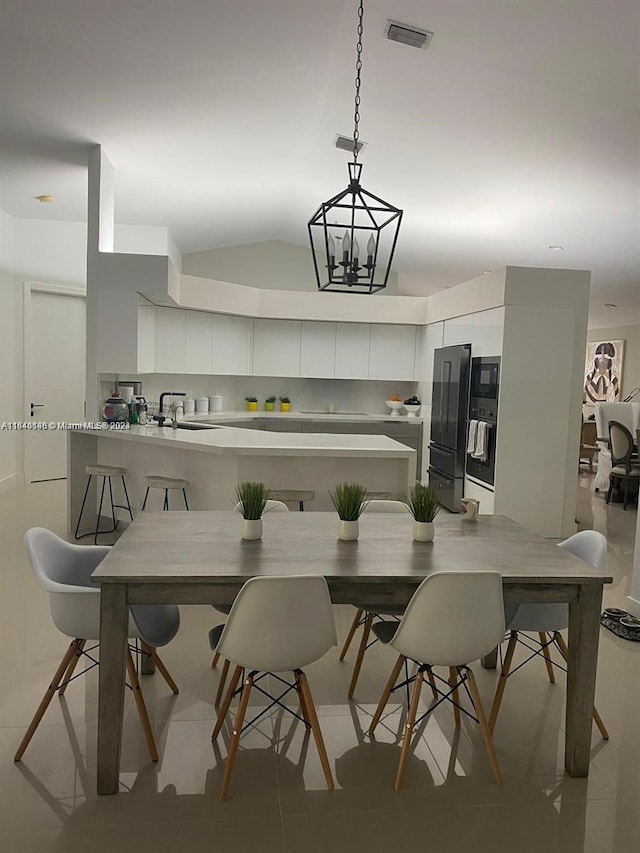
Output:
403,404,422,417
385,400,404,417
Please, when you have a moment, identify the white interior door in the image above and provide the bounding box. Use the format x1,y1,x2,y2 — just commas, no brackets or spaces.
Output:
24,286,86,483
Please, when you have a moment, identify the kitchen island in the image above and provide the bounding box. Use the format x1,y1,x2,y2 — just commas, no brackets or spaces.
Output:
67,424,416,532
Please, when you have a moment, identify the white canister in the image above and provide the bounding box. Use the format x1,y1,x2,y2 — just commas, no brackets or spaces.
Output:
211,394,223,412
184,397,195,414
119,385,134,403
196,396,209,413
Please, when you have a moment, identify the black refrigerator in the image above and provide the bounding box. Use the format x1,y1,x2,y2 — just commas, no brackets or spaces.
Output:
428,344,471,512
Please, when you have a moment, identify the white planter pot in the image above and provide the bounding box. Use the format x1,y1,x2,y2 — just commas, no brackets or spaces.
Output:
413,521,434,542
337,519,359,541
242,518,263,540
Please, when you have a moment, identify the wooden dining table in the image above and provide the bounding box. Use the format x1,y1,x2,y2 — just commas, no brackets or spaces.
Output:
93,511,612,794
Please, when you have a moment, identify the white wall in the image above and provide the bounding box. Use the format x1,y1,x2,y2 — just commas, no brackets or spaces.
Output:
182,239,399,294
0,208,19,488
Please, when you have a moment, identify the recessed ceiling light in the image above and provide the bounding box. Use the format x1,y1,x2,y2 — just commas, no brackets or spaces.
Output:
35,194,54,203
483,270,492,275
604,303,617,308
548,245,564,251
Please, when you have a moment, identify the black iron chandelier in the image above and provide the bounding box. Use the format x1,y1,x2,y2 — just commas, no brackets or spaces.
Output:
308,0,403,294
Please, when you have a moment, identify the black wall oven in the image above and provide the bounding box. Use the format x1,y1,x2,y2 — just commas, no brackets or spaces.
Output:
466,357,500,487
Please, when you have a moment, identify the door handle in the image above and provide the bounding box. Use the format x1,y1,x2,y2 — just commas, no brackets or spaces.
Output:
30,403,44,416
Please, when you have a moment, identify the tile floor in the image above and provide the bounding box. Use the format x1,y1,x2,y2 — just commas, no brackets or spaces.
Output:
2,470,640,852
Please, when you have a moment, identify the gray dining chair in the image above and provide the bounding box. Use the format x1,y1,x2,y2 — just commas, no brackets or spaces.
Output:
488,530,609,739
606,421,640,509
14,527,180,763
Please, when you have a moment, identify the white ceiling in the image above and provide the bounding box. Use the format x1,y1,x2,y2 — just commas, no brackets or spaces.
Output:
1,0,638,326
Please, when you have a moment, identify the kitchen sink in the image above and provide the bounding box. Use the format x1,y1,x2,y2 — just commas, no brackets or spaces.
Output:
176,422,221,430
299,410,370,415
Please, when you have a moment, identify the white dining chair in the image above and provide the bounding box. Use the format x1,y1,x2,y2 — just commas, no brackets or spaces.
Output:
488,530,609,738
14,528,180,763
211,574,337,801
339,499,409,699
210,499,291,701
369,571,506,790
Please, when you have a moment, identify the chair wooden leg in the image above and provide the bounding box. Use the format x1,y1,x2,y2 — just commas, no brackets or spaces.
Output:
394,670,424,791
466,667,502,784
369,653,405,735
449,666,461,727
539,632,556,684
219,672,253,802
211,651,220,668
58,639,86,696
294,671,311,726
339,608,363,661
297,670,334,791
125,649,158,761
489,632,518,733
141,642,179,694
553,632,609,739
348,611,374,699
215,658,230,707
14,640,80,761
213,665,242,739
426,666,438,701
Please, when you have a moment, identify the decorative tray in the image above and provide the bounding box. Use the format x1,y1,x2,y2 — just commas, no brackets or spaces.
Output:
600,608,640,642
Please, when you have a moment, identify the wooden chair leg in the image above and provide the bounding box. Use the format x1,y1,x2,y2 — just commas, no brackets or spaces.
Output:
339,608,363,661
141,642,179,694
14,640,80,761
449,666,461,727
394,670,423,791
466,667,502,784
294,671,311,726
58,639,86,696
553,632,609,739
539,632,556,684
211,651,220,668
297,670,334,791
369,653,405,735
215,658,230,707
489,631,518,733
219,672,253,802
348,611,374,699
213,665,242,739
125,649,158,762
426,666,438,701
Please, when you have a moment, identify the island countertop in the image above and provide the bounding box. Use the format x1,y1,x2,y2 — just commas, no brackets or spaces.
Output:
77,424,417,458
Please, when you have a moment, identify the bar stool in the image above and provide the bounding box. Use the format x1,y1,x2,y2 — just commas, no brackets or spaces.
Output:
74,465,133,545
142,476,190,511
269,489,315,511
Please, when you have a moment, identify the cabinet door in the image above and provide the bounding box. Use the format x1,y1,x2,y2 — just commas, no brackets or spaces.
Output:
137,303,156,373
252,319,301,377
155,307,186,373
300,321,336,378
472,307,504,357
185,311,213,373
443,315,473,347
369,325,416,380
212,314,253,375
335,323,370,379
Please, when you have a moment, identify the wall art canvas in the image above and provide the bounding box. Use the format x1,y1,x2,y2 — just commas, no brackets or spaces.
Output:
584,339,624,404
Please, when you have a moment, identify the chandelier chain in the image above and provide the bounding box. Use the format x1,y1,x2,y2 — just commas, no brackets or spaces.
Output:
352,0,364,161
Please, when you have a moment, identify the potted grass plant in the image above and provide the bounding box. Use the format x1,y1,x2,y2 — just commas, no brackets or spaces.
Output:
406,483,440,542
329,482,367,541
245,395,258,412
279,395,291,413
264,395,276,412
234,481,269,540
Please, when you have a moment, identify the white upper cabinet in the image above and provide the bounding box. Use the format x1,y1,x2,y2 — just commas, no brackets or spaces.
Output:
443,315,473,347
136,302,156,373
155,307,186,373
369,324,417,380
185,311,213,373
335,323,371,379
471,307,505,357
252,319,301,377
300,321,336,378
212,314,252,375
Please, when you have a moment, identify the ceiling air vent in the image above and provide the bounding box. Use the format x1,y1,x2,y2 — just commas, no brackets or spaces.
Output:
385,20,433,50
335,135,366,153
